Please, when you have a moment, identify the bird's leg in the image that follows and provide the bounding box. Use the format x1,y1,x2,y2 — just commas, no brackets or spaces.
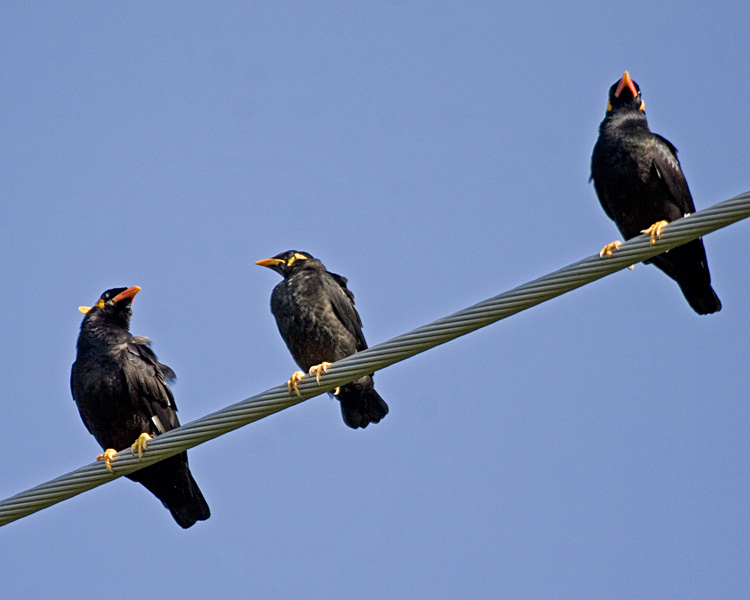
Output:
599,240,623,257
641,220,669,245
287,371,306,397
97,448,118,473
131,432,152,459
308,362,332,384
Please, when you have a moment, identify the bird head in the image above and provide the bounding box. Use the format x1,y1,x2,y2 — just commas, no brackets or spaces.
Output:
255,250,318,278
78,286,141,328
606,71,645,113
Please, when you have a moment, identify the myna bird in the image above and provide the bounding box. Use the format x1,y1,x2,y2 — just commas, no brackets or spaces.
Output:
71,286,210,528
591,70,721,314
256,251,388,429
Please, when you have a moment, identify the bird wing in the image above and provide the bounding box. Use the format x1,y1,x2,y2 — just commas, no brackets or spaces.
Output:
122,337,180,433
590,143,617,223
70,363,95,435
651,134,697,215
323,272,367,351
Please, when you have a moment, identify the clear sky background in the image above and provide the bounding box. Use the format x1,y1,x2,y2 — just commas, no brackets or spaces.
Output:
2,3,749,599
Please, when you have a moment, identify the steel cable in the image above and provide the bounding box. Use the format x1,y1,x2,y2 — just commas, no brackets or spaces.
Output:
1,190,748,526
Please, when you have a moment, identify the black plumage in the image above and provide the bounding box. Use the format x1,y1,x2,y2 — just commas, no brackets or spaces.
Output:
256,251,389,429
70,286,210,528
591,71,721,314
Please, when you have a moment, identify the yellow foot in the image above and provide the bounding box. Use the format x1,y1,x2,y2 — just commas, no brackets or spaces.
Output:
131,432,152,459
287,370,306,397
599,240,623,258
308,361,332,384
641,220,669,245
97,448,118,473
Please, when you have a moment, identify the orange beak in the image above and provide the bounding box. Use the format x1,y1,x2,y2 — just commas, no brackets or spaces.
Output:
112,286,141,303
255,258,284,268
614,71,638,99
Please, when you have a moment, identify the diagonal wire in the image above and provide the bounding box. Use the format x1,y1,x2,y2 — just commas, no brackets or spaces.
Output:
1,191,749,527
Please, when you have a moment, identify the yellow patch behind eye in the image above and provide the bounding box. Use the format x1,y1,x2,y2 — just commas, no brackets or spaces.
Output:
287,252,309,266
639,100,645,111
79,298,105,313
606,101,612,112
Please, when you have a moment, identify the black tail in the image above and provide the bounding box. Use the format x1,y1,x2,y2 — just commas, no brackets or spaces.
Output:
675,280,722,315
334,375,389,429
128,452,211,528
649,238,722,315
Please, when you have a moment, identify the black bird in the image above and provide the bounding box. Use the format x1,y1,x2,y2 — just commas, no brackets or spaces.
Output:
71,286,210,528
591,70,721,314
255,251,389,429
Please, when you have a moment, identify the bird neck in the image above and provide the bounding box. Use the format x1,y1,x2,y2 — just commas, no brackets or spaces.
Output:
78,316,132,348
601,109,649,135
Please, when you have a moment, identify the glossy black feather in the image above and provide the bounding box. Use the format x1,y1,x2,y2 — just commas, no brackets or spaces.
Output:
591,73,721,314
71,288,210,528
259,251,388,429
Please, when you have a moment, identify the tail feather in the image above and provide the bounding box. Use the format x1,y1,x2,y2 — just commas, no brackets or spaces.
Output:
128,452,210,528
335,375,388,429
676,280,722,315
649,239,721,315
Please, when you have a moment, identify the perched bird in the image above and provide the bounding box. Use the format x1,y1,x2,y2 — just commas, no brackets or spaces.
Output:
71,286,210,528
255,251,388,429
591,70,721,314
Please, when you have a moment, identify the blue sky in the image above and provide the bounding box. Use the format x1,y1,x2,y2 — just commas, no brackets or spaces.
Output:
2,3,749,598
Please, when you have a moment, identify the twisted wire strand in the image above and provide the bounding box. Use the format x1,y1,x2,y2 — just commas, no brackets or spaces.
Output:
1,191,748,526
